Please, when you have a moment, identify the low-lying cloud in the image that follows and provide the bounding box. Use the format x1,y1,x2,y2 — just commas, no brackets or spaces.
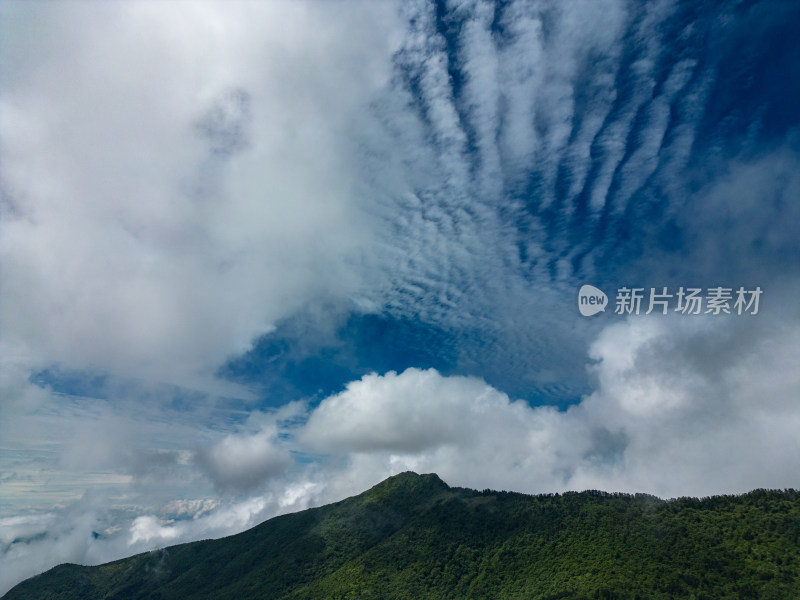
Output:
196,425,291,493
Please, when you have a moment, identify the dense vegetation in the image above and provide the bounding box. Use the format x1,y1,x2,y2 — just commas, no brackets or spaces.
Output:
5,472,800,599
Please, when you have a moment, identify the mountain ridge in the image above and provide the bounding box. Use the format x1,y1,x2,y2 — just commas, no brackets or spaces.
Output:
5,472,800,599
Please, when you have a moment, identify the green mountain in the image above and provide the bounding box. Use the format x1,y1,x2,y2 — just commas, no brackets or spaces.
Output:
4,472,800,599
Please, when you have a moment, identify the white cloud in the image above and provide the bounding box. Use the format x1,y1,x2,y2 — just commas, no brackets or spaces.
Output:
0,1,402,388
129,515,180,546
0,494,109,596
196,425,291,493
299,315,800,498
0,514,56,549
300,368,516,453
0,491,273,595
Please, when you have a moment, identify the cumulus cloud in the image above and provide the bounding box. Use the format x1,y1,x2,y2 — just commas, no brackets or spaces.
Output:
299,315,800,498
196,425,291,493
300,368,517,453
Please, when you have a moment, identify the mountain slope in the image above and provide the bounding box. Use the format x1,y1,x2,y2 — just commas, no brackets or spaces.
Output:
4,472,800,599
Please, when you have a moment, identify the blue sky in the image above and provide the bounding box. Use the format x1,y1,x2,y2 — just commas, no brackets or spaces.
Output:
1,0,799,593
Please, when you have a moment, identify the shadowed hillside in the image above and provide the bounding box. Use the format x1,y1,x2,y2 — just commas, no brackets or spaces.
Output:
4,472,800,599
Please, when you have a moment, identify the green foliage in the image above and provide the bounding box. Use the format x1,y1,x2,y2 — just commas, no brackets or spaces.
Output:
4,474,800,599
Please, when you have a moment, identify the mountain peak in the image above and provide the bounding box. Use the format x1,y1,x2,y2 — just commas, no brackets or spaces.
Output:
362,471,450,503
377,470,448,488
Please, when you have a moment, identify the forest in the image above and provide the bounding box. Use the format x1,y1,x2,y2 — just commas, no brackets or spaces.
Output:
4,472,799,599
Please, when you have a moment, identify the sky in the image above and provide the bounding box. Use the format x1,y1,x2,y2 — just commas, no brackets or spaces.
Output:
1,0,799,593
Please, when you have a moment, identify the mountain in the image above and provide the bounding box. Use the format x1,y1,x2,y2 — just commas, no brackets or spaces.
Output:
4,472,799,599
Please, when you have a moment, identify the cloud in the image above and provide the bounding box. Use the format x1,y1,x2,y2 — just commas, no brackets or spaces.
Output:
298,314,800,498
129,516,180,546
674,148,800,284
346,0,796,401
3,0,796,403
0,494,110,596
0,1,402,388
196,425,291,493
300,368,524,453
0,371,218,514
193,404,307,495
0,491,274,596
